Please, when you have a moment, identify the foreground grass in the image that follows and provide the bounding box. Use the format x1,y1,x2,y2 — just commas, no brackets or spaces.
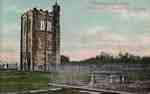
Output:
0,71,50,92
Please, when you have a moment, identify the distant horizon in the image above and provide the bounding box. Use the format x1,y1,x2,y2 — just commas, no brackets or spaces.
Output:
1,50,150,63
1,0,150,62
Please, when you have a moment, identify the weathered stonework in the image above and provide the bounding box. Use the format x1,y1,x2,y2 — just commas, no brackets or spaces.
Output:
20,3,60,71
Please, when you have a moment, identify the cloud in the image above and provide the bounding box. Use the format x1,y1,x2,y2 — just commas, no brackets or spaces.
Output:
119,9,150,21
0,40,18,52
2,23,19,33
0,39,19,62
0,52,17,62
62,26,150,61
88,1,150,19
1,0,150,62
64,49,99,61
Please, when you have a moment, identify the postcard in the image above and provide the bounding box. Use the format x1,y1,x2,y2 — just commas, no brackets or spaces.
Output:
0,0,150,94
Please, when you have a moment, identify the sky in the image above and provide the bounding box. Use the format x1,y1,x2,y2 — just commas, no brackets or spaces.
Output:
0,0,150,62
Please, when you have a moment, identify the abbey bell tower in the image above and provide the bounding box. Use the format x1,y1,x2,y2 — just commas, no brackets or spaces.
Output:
52,1,61,68
20,1,61,71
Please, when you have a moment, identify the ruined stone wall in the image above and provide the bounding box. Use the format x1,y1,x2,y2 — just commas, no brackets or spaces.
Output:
21,7,60,71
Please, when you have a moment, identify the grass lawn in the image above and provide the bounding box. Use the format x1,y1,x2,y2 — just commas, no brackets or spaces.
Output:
1,70,149,93
0,70,50,92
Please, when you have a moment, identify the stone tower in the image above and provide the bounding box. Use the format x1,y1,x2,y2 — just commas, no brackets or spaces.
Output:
20,2,60,71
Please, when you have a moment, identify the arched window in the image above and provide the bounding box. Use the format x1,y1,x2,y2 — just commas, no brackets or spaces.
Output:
47,20,52,31
40,20,45,31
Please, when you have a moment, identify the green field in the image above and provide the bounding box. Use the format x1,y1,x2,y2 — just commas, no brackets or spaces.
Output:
0,70,149,93
0,71,81,94
0,71,50,92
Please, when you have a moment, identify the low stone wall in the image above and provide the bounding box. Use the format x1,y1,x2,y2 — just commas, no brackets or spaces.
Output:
49,63,150,85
